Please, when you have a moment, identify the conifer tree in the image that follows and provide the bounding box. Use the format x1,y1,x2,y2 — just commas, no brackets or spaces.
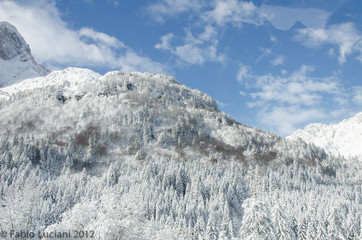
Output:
271,204,296,240
239,198,276,240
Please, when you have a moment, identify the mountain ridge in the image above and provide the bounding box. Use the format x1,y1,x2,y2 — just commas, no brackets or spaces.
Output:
288,112,362,159
0,21,49,87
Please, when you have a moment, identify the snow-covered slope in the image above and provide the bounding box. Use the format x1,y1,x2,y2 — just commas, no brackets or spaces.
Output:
0,66,331,168
288,112,362,159
0,21,49,87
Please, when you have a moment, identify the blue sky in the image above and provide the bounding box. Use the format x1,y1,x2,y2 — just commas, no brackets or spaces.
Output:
1,0,362,136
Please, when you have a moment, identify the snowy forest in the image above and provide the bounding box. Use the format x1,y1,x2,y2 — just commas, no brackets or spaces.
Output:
0,69,361,239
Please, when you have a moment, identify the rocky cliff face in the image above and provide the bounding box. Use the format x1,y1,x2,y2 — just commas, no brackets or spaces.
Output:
0,21,49,87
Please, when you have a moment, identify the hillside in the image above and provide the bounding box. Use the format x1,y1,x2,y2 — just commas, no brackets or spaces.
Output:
0,67,332,167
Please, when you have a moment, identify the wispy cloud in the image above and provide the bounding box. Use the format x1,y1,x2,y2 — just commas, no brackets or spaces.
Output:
147,0,263,26
149,0,267,67
237,64,253,83
216,100,228,108
0,0,165,73
202,0,262,27
353,86,362,105
78,28,126,49
107,0,120,7
255,47,273,64
270,55,285,66
295,22,362,64
84,0,119,7
258,106,327,136
150,1,332,68
155,25,224,65
147,0,205,23
147,1,331,31
249,65,342,106
237,64,351,135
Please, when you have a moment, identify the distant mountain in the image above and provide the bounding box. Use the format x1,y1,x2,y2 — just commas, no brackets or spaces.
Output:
288,112,362,159
0,21,49,87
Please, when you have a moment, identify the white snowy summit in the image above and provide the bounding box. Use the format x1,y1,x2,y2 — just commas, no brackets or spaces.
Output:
0,21,49,87
288,112,362,159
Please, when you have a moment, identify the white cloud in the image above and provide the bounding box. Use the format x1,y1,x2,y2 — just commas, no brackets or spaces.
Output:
84,0,119,6
239,91,247,96
147,0,204,23
236,64,252,83
155,26,224,65
353,86,362,105
237,64,350,135
249,65,341,106
0,0,165,73
151,1,263,67
155,33,174,51
258,106,327,136
203,0,262,27
254,47,273,64
270,55,285,66
198,24,218,41
148,1,332,31
216,100,228,108
118,51,165,73
260,5,331,31
107,0,120,7
270,35,277,43
295,22,362,64
151,1,334,69
78,28,126,49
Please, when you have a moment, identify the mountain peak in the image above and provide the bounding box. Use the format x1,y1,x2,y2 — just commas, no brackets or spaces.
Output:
288,112,362,159
0,21,50,87
0,21,30,60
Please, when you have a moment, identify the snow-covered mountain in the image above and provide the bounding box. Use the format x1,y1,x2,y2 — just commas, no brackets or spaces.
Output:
288,112,362,159
1,66,360,239
0,66,333,168
0,21,49,87
0,24,360,239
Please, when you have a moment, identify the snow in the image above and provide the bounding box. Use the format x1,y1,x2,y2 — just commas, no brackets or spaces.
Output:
0,21,49,87
0,56,49,87
0,21,28,60
0,67,101,100
288,112,362,159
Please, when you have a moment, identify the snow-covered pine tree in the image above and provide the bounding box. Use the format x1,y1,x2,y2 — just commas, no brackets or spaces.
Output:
271,204,296,240
239,198,276,240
